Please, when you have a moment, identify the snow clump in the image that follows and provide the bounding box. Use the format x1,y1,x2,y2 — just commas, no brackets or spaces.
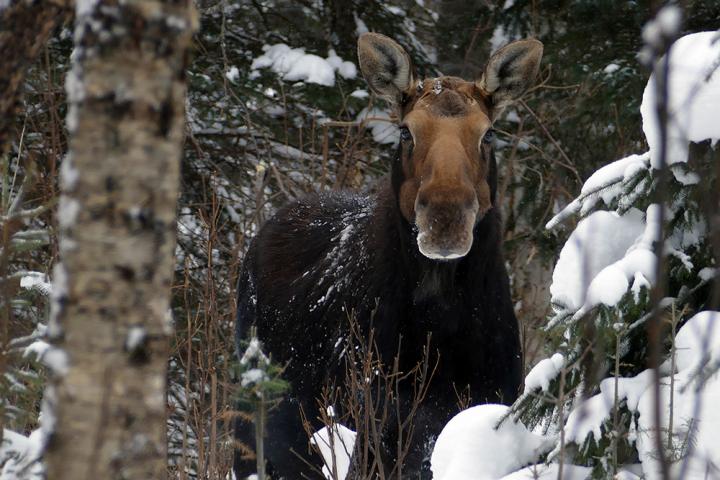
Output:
310,423,357,480
356,107,399,145
549,208,645,313
251,44,357,87
430,404,553,480
225,66,239,83
641,31,720,174
523,353,564,394
635,311,720,479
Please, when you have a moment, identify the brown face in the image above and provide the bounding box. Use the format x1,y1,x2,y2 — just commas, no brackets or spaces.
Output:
397,78,495,260
357,33,543,261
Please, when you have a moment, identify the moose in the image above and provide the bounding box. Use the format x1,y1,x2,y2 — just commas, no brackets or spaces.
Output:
234,33,543,479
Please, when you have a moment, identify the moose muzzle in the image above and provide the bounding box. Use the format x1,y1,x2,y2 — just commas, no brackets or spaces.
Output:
414,189,480,260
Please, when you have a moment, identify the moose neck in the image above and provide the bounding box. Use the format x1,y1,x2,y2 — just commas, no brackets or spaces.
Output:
385,147,502,303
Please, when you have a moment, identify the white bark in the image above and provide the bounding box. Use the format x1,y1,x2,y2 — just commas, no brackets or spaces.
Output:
45,2,196,478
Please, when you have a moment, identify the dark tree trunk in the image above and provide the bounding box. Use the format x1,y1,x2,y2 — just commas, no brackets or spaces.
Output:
0,0,71,156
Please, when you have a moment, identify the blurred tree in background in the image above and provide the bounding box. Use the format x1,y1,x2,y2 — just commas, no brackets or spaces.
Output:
1,1,719,478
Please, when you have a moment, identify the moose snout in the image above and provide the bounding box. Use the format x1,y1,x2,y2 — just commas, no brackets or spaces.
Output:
414,190,480,260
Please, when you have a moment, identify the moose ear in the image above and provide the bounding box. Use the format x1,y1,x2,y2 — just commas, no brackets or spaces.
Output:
358,33,415,104
477,39,543,112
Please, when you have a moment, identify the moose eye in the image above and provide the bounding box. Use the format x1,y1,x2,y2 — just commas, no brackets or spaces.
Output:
399,126,413,143
482,128,496,144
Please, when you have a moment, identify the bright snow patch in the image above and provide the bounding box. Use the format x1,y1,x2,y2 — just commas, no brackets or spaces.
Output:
0,428,45,479
225,66,239,83
240,338,269,366
125,326,146,351
548,312,720,478
354,14,369,36
490,24,511,53
430,404,553,480
550,208,645,312
635,311,720,479
549,202,662,321
57,195,80,230
20,273,51,296
524,353,564,394
240,368,268,388
546,152,649,229
239,337,270,388
251,44,356,87
564,370,654,445
310,423,356,480
23,340,51,361
641,32,720,174
43,347,69,376
636,374,720,479
356,107,399,145
573,204,660,319
326,49,357,79
60,154,79,191
1,384,58,478
76,0,100,17
673,310,720,373
48,262,68,339
604,63,621,74
499,463,591,479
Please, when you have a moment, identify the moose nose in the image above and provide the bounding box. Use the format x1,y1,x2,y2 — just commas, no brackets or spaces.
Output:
416,195,430,211
414,187,480,261
415,187,477,216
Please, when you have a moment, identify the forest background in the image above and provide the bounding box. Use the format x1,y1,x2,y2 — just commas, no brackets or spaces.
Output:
2,0,720,478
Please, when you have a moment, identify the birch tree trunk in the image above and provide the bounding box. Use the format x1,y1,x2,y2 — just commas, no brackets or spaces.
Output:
45,1,196,478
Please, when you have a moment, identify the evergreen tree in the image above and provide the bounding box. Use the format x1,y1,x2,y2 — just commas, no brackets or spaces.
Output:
510,16,720,479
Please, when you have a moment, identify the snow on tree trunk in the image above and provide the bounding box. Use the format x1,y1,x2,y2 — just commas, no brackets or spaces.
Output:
44,1,196,478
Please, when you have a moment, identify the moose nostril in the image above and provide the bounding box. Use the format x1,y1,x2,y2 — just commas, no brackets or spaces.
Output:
464,197,478,211
416,196,430,210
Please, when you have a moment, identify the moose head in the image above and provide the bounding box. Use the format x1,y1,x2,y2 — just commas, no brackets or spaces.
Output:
358,33,542,260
